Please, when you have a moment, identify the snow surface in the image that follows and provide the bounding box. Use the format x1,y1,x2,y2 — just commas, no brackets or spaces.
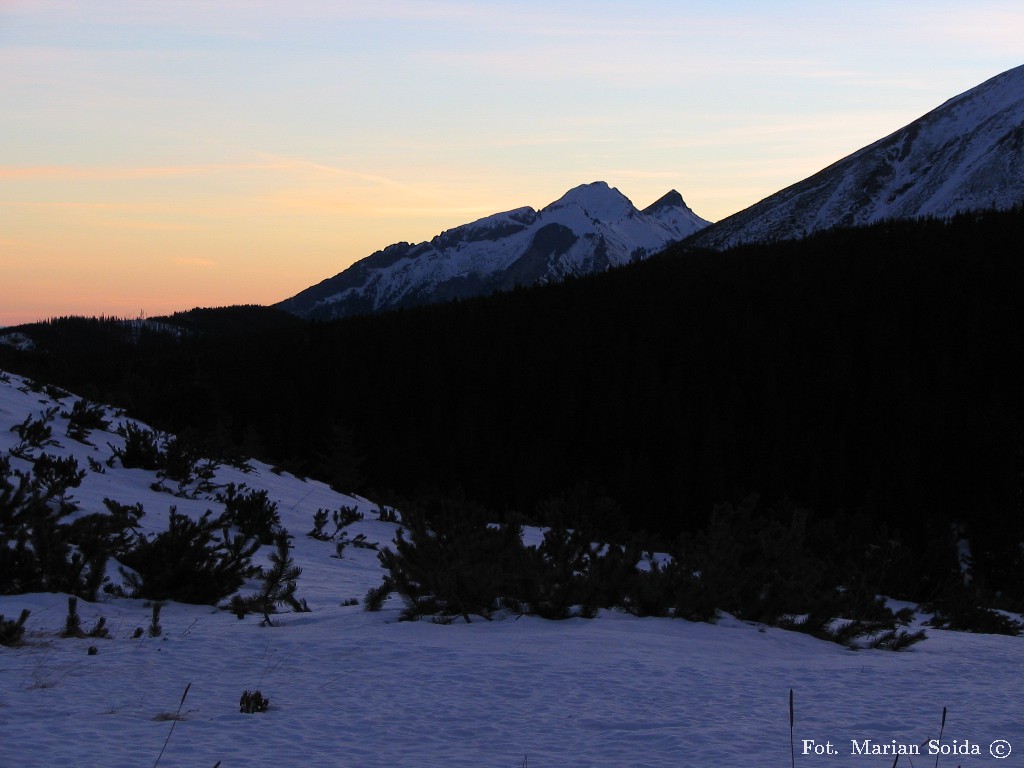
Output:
2,370,1022,767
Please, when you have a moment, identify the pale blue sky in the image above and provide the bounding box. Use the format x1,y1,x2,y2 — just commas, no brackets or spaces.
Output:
1,1,1021,324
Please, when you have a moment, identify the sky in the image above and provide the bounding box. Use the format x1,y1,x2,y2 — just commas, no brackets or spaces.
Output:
1,1,1021,326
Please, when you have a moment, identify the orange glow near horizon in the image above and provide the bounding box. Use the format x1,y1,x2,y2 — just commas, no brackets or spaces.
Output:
1,1,1020,327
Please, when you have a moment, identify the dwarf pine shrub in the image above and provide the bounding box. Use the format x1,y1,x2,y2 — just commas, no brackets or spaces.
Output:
374,491,922,641
682,496,906,631
0,454,126,599
620,559,679,619
378,494,644,622
924,587,1023,635
150,435,221,497
157,435,199,484
31,453,86,507
118,508,259,604
870,627,928,650
378,495,531,622
307,506,362,542
216,483,280,544
682,497,821,624
523,523,607,620
111,423,163,470
62,399,110,443
9,408,59,458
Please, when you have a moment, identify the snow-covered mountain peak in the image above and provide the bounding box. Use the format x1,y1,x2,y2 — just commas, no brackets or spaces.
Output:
276,182,710,320
541,181,637,223
642,190,687,215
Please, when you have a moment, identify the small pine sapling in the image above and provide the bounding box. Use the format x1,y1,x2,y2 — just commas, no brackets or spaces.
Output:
227,594,249,619
0,609,30,646
190,459,221,496
363,578,394,612
87,616,111,639
62,596,83,638
307,509,331,540
149,602,164,637
251,531,305,625
61,597,112,639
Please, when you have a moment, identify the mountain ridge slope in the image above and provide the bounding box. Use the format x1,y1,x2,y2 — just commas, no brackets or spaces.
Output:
686,64,1024,249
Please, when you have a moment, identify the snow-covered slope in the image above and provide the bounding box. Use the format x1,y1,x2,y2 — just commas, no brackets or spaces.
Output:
3,369,1024,767
688,64,1024,250
277,182,710,320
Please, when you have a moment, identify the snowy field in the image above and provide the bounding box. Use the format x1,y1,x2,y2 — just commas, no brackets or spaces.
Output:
1,370,1022,767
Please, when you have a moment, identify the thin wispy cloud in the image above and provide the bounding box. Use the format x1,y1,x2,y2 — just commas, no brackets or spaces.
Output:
250,152,430,196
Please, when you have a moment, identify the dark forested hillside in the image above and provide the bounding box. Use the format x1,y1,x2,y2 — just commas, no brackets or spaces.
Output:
3,209,1023,595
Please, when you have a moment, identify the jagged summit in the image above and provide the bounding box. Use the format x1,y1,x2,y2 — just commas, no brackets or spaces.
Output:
642,190,686,215
687,64,1024,250
541,181,636,223
277,183,710,320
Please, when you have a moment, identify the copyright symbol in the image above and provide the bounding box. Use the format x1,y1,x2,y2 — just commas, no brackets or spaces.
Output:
990,739,1012,759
